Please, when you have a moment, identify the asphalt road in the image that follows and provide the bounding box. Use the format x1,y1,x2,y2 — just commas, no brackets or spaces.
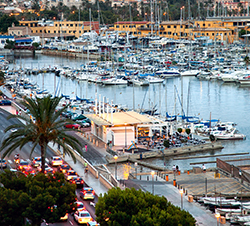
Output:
0,107,98,226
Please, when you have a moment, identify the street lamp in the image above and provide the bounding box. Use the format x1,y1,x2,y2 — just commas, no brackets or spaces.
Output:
151,171,155,195
135,162,138,179
215,213,220,226
179,188,183,210
124,123,127,148
114,155,118,180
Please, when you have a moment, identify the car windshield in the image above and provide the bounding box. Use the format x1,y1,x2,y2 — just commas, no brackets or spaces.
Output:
0,159,6,163
80,213,90,217
20,161,28,165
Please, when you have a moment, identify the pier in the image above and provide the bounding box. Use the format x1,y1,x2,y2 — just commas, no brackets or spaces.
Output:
106,142,224,164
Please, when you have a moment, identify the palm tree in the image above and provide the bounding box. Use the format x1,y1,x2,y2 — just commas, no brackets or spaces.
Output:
1,95,83,173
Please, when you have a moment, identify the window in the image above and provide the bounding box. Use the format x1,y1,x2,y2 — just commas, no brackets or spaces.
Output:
138,32,141,34
168,31,171,35
116,25,119,28
56,24,58,27
40,30,42,32
75,24,77,27
208,24,211,26
123,25,125,28
224,33,227,35
206,33,208,35
202,33,204,35
48,30,50,33
168,25,171,28
134,32,137,34
159,32,162,34
164,32,166,34
70,24,73,27
212,33,214,36
54,31,56,33
203,23,205,27
174,25,176,28
66,24,68,26
79,31,81,33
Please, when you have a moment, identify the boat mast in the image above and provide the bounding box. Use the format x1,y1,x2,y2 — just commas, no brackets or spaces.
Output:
150,0,153,36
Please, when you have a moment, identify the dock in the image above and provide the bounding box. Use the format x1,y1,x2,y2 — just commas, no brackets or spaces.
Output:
106,142,224,164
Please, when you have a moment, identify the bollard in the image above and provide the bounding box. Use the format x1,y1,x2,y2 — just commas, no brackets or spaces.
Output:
147,176,149,181
185,189,188,195
173,179,176,186
140,175,141,180
166,175,169,181
178,171,181,175
156,176,157,181
187,170,190,175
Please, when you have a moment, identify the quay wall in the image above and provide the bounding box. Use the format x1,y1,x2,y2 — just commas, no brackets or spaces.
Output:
106,142,224,164
41,49,100,60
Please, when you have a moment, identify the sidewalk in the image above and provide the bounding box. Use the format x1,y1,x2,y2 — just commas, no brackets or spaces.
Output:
129,176,230,226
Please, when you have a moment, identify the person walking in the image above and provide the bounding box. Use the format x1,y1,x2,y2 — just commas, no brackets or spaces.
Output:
202,164,206,173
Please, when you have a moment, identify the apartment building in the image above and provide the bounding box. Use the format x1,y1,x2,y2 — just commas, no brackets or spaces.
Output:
19,20,99,38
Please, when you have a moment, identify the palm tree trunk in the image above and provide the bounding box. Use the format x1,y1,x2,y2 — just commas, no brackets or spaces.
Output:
41,144,46,174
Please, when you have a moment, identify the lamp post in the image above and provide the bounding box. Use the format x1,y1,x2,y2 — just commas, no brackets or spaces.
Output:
114,155,118,180
179,188,183,210
151,171,155,195
135,162,138,179
215,213,220,226
125,123,127,148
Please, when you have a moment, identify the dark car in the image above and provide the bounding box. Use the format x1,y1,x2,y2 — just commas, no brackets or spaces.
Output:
0,100,11,105
58,164,71,174
69,176,84,188
61,111,75,119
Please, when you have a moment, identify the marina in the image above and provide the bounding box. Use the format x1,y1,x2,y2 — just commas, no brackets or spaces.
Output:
1,38,250,173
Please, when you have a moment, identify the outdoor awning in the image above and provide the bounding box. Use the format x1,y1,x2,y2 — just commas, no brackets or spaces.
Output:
85,111,154,126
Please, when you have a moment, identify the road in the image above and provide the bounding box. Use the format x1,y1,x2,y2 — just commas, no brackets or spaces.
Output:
0,107,98,226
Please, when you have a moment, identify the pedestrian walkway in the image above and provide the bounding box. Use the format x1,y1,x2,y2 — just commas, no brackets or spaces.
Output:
128,177,230,226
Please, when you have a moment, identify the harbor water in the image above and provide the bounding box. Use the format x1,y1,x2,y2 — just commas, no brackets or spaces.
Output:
10,54,250,172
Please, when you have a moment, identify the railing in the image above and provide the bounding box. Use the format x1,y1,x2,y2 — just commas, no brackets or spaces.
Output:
217,158,250,184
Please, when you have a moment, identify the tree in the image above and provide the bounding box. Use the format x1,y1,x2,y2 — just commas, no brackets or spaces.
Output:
1,96,83,173
163,139,170,148
96,187,196,226
0,170,76,226
0,15,18,33
244,56,250,69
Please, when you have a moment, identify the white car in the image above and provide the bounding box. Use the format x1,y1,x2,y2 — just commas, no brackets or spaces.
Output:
49,156,63,167
74,210,92,224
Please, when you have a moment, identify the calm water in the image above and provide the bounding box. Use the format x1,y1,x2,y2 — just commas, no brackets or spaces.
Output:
10,54,250,172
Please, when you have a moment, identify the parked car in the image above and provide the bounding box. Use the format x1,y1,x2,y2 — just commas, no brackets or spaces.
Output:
21,165,36,176
49,156,63,167
0,159,7,168
0,99,11,105
73,210,92,224
64,123,81,129
79,187,95,200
